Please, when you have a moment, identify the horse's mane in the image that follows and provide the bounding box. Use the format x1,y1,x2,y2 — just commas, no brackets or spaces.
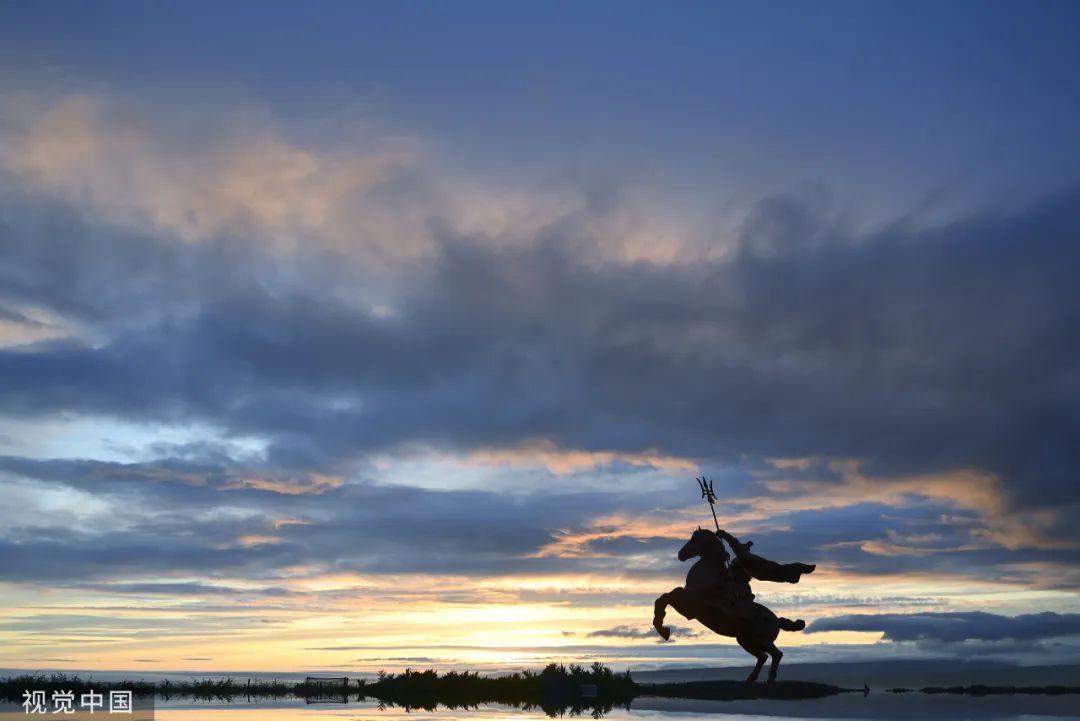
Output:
693,528,730,561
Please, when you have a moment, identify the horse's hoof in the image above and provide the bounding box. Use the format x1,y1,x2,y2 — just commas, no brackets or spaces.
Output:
653,623,671,641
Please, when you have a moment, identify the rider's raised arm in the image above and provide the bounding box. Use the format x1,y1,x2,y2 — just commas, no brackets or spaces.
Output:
716,528,738,544
717,529,754,557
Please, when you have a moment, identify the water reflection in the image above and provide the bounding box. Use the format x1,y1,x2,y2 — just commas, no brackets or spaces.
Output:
149,694,1080,721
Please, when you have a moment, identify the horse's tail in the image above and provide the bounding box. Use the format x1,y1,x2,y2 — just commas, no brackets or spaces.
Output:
777,617,806,632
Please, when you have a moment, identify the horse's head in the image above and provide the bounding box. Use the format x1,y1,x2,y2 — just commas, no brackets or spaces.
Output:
678,527,730,563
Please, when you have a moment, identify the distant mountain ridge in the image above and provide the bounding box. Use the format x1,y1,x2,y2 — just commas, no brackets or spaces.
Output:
632,660,1080,688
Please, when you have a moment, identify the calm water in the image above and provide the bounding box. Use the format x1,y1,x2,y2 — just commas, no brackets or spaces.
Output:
5,687,1078,721
142,695,1079,721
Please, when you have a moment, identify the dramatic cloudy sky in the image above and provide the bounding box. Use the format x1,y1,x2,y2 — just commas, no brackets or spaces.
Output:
1,2,1079,673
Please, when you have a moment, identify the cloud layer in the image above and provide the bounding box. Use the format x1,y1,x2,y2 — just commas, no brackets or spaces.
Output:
0,92,1077,670
809,611,1080,643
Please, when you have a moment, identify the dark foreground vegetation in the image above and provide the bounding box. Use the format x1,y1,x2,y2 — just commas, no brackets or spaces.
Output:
4,664,1078,716
0,663,637,715
358,663,637,715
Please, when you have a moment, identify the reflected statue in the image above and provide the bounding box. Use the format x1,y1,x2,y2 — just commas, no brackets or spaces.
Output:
653,527,815,683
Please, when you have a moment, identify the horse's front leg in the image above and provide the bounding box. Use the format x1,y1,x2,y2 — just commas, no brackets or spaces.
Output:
654,587,694,640
653,591,673,640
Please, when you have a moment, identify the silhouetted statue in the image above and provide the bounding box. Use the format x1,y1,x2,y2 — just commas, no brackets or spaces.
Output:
653,527,815,683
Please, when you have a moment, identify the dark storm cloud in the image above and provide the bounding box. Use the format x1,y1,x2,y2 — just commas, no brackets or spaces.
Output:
0,612,284,636
0,464,1066,588
0,303,45,326
74,582,295,597
737,505,1080,591
0,536,293,584
587,624,701,639
0,179,1078,590
583,536,677,556
1,184,1077,510
808,611,1080,642
0,452,680,582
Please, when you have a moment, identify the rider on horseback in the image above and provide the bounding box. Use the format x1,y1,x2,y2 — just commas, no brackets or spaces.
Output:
655,524,812,683
653,480,814,683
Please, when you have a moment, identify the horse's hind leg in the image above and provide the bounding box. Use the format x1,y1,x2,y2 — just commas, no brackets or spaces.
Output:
736,636,768,683
762,639,784,683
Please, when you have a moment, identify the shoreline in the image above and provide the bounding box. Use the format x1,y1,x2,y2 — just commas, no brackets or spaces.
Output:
4,667,1078,711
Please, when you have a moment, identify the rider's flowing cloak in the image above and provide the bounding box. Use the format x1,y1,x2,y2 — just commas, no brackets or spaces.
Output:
721,531,815,584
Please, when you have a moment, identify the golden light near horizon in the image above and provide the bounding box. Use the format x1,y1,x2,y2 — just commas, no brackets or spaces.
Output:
4,549,1071,674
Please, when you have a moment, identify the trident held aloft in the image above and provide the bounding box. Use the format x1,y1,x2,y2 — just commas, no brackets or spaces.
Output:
696,476,720,532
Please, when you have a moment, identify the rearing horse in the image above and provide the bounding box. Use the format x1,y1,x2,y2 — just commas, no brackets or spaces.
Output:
653,528,805,683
